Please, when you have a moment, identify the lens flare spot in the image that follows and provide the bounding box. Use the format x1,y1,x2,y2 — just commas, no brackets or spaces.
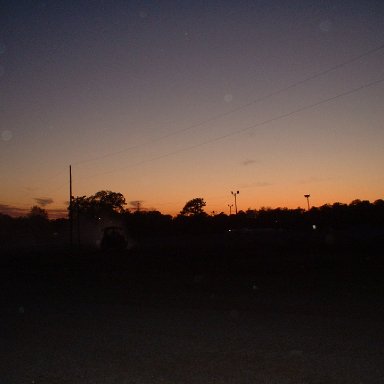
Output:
1,130,13,141
319,20,332,32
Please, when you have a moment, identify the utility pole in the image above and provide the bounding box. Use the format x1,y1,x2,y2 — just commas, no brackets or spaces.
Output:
228,204,233,215
130,200,143,213
69,165,73,248
231,190,239,214
76,200,81,249
304,194,311,211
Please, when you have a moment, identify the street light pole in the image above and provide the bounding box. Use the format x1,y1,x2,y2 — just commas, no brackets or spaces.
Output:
231,190,239,214
304,194,311,211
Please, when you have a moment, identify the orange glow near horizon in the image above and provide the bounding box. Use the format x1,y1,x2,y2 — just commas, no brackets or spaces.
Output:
1,2,384,218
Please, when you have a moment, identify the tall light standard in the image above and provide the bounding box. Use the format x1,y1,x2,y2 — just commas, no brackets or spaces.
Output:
304,194,311,211
231,190,239,214
228,204,233,215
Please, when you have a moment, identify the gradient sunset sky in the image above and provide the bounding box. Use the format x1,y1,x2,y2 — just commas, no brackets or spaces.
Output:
1,0,384,217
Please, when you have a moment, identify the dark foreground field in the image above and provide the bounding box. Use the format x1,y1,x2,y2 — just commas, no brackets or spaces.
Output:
1,232,384,383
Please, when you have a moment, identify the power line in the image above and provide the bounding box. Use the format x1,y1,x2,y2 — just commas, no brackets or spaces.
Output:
81,76,384,180
33,73,382,210
72,42,384,166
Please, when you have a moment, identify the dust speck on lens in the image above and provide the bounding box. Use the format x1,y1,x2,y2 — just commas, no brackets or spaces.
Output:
319,20,332,32
1,130,13,141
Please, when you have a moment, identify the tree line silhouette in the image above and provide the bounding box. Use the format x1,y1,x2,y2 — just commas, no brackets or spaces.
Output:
1,191,384,248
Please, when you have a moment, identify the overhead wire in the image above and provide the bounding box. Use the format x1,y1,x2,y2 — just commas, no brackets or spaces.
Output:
81,75,384,181
36,42,384,197
72,41,384,166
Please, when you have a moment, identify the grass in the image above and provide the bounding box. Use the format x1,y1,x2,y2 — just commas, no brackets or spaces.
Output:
1,232,384,383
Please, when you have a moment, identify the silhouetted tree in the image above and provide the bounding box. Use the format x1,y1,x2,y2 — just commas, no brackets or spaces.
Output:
67,191,127,246
180,198,207,216
89,190,126,213
25,206,50,241
124,210,173,237
28,206,48,220
373,199,384,207
70,191,126,220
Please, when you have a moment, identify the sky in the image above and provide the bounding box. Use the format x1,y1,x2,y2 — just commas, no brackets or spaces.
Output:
1,0,384,218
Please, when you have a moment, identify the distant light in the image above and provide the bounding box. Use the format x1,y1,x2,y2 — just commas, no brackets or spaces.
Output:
312,224,317,230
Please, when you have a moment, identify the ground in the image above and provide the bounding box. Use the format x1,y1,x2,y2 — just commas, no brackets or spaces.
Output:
1,232,384,383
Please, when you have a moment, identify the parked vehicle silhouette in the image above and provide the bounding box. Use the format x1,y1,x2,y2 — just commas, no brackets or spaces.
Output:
100,226,128,251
